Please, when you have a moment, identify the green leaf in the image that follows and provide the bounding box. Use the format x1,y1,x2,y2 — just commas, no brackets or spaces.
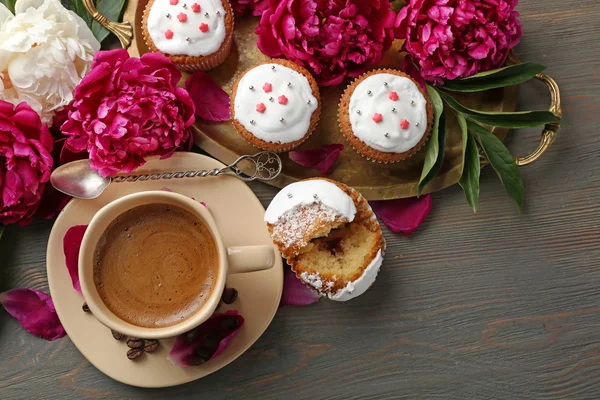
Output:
0,0,16,13
418,108,447,196
417,86,444,195
468,121,524,212
457,113,468,177
459,132,481,213
438,90,560,128
442,62,546,92
92,0,127,43
0,225,4,241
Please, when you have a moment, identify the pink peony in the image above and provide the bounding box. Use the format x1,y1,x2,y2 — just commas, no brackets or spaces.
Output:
256,0,397,86
395,0,523,83
230,0,269,16
0,101,53,226
62,49,196,177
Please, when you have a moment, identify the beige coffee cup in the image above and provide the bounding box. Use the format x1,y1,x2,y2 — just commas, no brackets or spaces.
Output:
79,191,276,339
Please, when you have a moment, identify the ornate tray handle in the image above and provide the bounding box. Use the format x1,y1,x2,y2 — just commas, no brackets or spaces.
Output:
82,0,133,48
508,53,563,166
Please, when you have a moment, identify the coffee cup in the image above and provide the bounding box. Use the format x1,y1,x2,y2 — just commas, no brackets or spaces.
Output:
78,191,276,339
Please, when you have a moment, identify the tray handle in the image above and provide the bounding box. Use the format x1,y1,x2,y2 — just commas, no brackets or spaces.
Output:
82,0,133,49
508,53,563,166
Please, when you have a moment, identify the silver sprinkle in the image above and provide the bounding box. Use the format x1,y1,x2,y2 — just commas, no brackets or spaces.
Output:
287,82,292,87
367,90,372,95
250,119,255,124
280,117,285,122
205,12,209,17
271,66,276,70
357,110,361,115
384,132,390,138
411,100,416,106
166,13,171,18
391,108,396,112
313,194,318,199
416,122,420,127
307,100,311,105
216,11,221,15
287,193,293,198
183,3,187,8
384,82,388,86
249,85,254,90
186,37,190,42
269,97,274,101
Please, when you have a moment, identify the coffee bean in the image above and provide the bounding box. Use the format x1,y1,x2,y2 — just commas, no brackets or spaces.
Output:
203,331,221,350
221,287,238,304
82,303,90,313
186,354,207,366
220,316,240,330
194,347,214,362
111,330,124,340
126,338,144,349
127,348,144,360
144,339,159,353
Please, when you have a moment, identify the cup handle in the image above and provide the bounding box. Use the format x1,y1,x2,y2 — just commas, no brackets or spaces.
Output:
227,245,276,274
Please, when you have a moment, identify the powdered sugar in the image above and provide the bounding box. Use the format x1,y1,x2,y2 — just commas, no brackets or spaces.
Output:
271,203,344,251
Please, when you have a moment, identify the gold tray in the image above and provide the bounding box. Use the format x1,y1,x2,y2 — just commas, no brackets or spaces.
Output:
85,0,561,200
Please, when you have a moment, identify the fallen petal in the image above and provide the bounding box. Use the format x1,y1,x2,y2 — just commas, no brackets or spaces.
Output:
281,265,320,306
63,225,88,293
185,71,230,122
288,144,344,174
169,310,244,366
0,289,66,341
370,194,432,236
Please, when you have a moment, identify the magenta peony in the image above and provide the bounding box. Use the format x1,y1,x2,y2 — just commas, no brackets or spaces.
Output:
395,0,523,83
230,0,269,16
256,0,397,86
62,49,196,177
0,101,53,226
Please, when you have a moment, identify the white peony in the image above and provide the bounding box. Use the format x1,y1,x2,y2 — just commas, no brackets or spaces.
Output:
0,0,101,126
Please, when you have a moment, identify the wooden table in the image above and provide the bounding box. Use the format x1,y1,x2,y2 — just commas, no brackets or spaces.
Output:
1,1,599,398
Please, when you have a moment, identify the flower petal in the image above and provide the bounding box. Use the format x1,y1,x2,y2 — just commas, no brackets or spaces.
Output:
280,265,320,306
35,183,70,219
63,225,88,293
288,144,344,175
168,310,244,366
370,194,432,236
185,72,230,122
0,288,66,341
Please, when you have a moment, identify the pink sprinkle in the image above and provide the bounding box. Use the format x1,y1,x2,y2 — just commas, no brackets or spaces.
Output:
400,119,410,130
278,95,288,105
199,23,209,32
389,92,399,101
263,82,272,93
170,0,178,4
164,30,174,39
372,113,383,123
256,103,266,113
191,3,201,12
177,12,187,22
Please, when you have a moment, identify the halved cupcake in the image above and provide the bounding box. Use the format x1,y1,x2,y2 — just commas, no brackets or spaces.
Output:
142,0,234,71
264,178,385,301
231,59,320,153
338,69,433,163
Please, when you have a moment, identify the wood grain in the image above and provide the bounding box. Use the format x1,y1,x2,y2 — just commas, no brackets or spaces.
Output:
1,1,600,399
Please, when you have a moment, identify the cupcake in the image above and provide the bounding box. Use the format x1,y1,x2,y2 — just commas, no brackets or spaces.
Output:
338,69,433,163
142,0,234,71
264,178,385,301
231,59,320,153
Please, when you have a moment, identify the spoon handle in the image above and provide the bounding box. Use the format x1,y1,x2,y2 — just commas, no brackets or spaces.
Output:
112,151,282,183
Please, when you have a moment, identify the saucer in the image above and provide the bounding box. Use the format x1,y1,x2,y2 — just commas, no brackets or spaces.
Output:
46,152,283,387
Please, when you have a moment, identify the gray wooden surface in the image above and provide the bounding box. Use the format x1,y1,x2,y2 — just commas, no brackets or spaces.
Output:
1,1,599,399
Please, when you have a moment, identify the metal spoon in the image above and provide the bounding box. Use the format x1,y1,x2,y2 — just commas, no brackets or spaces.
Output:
50,152,283,200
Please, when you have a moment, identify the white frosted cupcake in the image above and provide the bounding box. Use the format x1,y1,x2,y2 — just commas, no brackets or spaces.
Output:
231,59,321,152
264,178,385,301
142,0,234,71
